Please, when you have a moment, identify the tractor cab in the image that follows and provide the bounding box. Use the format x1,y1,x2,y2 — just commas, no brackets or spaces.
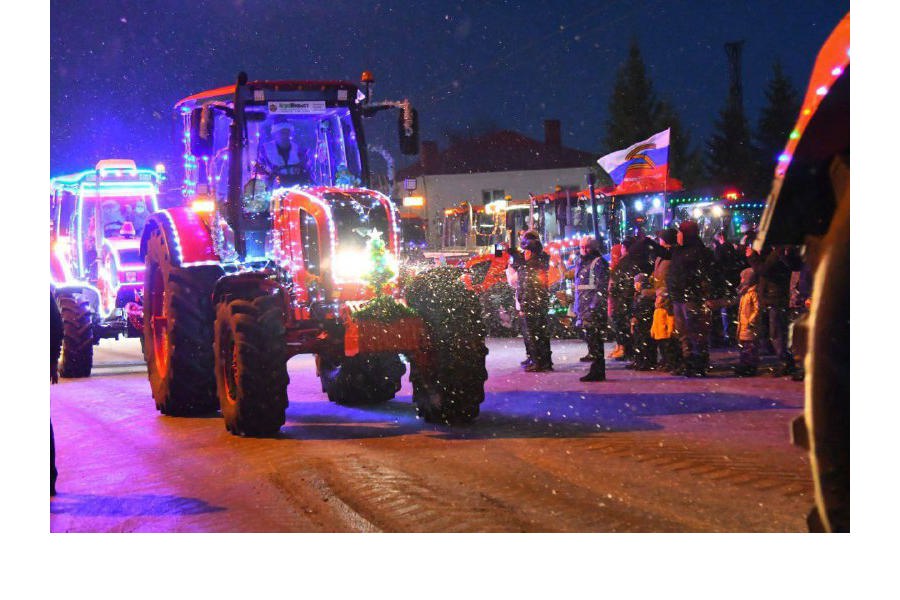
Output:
175,75,417,263
51,159,160,307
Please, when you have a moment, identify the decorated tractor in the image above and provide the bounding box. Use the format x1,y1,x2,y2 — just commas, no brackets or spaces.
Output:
50,159,162,377
755,14,849,532
140,73,488,436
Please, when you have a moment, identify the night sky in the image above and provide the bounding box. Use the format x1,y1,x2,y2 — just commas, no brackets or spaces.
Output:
50,0,848,177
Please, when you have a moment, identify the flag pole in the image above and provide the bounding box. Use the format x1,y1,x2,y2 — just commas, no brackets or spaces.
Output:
663,128,671,226
587,172,600,241
663,168,668,227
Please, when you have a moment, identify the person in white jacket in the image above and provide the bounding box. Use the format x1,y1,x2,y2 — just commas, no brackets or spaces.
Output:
259,123,311,184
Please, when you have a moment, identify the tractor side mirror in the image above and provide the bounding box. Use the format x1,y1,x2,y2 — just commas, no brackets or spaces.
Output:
398,107,419,156
189,107,214,158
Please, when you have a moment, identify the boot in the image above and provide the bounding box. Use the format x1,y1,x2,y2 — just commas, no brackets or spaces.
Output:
580,360,606,382
525,362,553,373
520,358,533,367
733,365,758,377
579,354,595,362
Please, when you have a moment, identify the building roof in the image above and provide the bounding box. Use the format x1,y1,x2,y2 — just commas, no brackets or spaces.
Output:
396,129,598,179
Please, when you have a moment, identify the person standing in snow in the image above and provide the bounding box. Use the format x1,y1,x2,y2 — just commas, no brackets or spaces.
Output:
509,233,553,372
573,236,609,381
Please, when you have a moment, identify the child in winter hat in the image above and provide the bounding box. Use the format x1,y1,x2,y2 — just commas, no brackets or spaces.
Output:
735,268,760,376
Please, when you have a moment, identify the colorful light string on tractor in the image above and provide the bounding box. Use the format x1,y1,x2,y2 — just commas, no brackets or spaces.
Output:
775,15,849,178
181,106,199,198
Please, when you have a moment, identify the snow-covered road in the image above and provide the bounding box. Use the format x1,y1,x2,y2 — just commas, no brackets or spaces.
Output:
50,336,810,532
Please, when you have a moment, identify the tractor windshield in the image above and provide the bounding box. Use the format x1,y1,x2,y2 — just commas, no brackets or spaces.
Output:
245,107,363,191
330,194,392,253
328,193,396,284
96,195,153,238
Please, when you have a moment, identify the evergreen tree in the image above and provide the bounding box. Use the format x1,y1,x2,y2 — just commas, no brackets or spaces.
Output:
754,61,801,188
705,95,756,192
604,39,659,152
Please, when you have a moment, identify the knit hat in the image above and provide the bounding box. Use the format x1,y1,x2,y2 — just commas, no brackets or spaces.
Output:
739,268,756,287
659,228,677,246
521,229,541,243
580,235,601,254
522,237,543,253
678,220,699,239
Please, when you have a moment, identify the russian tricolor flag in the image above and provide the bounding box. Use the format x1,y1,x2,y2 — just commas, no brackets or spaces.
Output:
597,129,670,193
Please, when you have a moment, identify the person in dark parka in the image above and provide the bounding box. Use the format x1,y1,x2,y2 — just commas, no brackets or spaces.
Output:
51,290,63,496
712,229,742,346
667,220,716,376
609,235,654,363
510,235,553,371
753,245,803,376
630,272,658,370
573,235,609,381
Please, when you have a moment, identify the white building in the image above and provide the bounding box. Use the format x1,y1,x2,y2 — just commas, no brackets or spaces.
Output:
394,120,598,248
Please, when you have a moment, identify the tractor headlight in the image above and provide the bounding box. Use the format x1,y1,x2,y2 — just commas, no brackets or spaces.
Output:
331,249,400,284
332,250,370,283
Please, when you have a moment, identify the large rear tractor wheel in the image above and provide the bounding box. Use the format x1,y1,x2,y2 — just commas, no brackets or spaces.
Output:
214,290,289,436
143,226,223,416
58,294,94,378
406,267,489,425
317,353,405,406
803,157,850,532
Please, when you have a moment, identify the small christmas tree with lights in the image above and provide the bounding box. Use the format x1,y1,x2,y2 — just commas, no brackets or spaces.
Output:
363,229,392,296
354,229,417,322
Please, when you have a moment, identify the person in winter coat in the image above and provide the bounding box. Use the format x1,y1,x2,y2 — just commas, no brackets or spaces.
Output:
610,236,654,364
666,220,716,376
787,260,814,381
606,242,625,359
507,230,538,366
259,122,312,185
510,234,553,372
630,273,658,370
608,237,636,361
51,290,63,496
734,268,761,376
753,245,802,376
573,235,609,381
711,229,742,347
651,228,680,371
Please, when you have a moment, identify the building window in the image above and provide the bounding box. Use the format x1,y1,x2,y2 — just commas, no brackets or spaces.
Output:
481,189,505,204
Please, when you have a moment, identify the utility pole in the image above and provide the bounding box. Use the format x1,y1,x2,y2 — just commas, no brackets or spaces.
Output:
725,40,745,113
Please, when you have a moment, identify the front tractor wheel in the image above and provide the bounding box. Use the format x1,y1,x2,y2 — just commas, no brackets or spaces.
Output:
143,226,223,416
406,267,489,425
804,157,850,532
214,291,289,436
58,294,94,378
317,353,405,406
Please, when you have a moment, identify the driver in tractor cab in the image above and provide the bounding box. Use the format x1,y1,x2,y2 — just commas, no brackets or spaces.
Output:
259,122,312,187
